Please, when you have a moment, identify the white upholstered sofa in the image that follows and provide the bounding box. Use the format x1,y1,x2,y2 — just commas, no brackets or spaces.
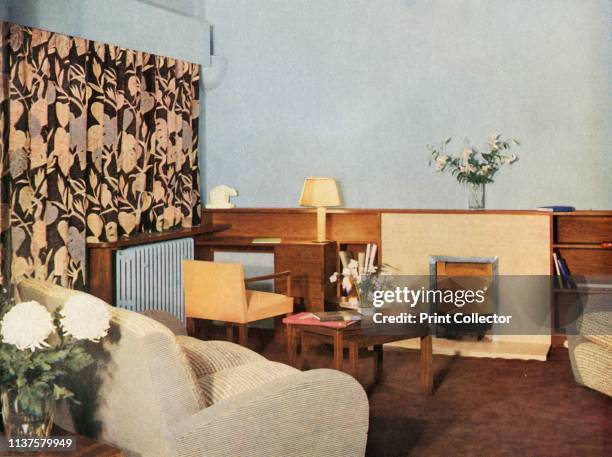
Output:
567,292,611,397
18,279,369,457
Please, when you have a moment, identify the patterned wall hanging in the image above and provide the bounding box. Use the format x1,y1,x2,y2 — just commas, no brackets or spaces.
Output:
0,22,201,289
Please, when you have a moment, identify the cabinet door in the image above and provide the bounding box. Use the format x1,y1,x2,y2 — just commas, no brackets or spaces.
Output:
275,242,337,312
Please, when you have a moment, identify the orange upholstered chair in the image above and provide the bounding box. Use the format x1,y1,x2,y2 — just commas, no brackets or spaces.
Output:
183,260,293,346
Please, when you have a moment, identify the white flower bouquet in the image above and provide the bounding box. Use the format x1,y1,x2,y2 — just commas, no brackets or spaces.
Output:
0,290,111,438
428,135,520,184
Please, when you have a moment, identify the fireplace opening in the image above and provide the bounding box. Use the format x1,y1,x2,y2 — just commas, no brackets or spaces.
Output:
429,255,499,341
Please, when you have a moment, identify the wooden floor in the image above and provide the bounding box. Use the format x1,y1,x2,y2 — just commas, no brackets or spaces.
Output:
203,326,611,457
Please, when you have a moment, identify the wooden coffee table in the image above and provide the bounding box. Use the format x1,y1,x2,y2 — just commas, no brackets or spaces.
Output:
286,321,433,395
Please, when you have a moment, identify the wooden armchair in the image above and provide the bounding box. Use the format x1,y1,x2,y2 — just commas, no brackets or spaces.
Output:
183,260,294,346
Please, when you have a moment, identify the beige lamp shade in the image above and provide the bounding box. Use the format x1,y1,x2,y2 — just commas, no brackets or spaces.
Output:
299,177,341,208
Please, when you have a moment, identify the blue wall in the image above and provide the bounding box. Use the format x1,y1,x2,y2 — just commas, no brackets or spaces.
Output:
4,1,610,210
3,0,210,198
4,0,208,64
205,0,611,209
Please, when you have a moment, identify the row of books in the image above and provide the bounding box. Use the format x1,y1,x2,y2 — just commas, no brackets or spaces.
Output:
553,252,575,288
338,243,378,274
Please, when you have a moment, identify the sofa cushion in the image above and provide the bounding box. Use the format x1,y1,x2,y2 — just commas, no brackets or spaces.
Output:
177,336,265,378
197,361,299,405
140,310,187,336
570,338,612,397
579,307,612,349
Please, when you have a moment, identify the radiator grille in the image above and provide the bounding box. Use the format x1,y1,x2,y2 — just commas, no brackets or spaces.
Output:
115,238,193,322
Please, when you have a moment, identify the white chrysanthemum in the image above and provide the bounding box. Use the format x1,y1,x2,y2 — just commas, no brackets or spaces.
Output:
60,295,111,342
1,301,55,351
329,272,338,283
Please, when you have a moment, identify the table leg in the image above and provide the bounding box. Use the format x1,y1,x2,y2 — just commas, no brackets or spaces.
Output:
300,331,310,370
238,324,248,347
348,341,359,378
186,318,196,337
420,335,433,395
374,344,383,384
287,325,298,368
332,330,344,371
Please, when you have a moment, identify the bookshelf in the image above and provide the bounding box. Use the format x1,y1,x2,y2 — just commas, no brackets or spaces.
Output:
551,211,612,346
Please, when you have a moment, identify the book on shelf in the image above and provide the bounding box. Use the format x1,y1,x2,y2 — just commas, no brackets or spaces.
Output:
313,311,362,322
252,237,282,244
338,251,351,269
552,252,563,288
536,206,575,212
557,258,576,289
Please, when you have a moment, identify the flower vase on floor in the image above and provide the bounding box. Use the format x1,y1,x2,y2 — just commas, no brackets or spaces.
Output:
1,388,54,439
468,183,485,210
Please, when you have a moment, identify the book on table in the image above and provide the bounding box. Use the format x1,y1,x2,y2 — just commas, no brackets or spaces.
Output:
282,312,359,328
313,311,362,322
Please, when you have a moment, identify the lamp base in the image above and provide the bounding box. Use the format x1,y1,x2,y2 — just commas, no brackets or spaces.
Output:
315,207,327,243
310,239,330,244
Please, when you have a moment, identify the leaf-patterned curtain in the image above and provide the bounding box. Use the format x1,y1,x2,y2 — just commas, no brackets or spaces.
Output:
0,23,201,289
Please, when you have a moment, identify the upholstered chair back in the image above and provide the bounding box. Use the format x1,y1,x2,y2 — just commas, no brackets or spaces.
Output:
17,279,204,457
183,260,248,322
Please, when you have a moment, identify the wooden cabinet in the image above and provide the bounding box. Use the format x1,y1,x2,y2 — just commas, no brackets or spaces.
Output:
551,211,612,346
552,211,612,277
274,242,337,312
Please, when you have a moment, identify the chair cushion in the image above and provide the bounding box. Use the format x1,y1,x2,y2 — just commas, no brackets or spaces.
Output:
245,290,293,322
177,336,265,378
197,361,299,405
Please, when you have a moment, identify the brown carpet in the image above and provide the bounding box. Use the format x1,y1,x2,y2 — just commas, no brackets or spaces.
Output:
258,338,611,457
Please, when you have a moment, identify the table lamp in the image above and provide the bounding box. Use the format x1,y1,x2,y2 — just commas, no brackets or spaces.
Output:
299,177,341,242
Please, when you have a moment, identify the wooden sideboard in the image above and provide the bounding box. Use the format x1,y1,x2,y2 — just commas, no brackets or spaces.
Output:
202,208,612,351
85,209,611,344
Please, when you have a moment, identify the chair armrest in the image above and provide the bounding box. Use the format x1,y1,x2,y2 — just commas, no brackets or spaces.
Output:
171,369,368,457
245,270,292,296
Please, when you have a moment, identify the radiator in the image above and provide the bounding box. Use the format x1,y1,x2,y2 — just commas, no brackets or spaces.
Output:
115,238,193,322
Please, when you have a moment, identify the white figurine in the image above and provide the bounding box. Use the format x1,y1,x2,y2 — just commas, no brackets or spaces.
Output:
206,185,238,208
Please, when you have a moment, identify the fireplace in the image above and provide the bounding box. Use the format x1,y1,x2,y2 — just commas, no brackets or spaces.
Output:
429,255,499,340
381,212,551,360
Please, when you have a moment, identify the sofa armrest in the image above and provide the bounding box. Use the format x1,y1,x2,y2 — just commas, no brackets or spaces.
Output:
170,369,369,457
